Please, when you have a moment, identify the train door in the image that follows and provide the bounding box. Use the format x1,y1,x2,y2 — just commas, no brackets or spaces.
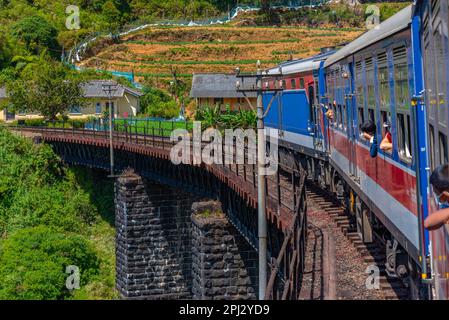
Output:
309,81,323,151
345,61,358,181
422,0,449,300
313,78,325,152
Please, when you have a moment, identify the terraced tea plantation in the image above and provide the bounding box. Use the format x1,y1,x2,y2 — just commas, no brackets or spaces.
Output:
79,26,363,81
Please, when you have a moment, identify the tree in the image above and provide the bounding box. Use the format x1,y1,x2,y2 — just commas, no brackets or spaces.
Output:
261,0,271,13
6,60,86,120
10,16,59,57
140,87,180,119
0,33,12,69
102,0,122,34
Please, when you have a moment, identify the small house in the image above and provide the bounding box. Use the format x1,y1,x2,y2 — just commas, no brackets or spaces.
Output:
190,74,257,112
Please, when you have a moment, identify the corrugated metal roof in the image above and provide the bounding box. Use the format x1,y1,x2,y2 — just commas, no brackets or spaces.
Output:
190,74,257,98
81,80,143,98
0,80,143,99
324,5,412,68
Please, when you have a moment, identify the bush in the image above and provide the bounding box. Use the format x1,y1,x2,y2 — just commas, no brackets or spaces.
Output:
140,87,180,119
0,226,100,300
0,127,96,234
195,105,256,130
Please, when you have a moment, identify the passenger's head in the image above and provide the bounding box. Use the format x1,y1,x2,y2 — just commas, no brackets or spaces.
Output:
430,164,449,204
360,120,376,138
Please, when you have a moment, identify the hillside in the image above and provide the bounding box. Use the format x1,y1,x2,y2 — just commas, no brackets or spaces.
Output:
79,25,362,82
77,2,410,88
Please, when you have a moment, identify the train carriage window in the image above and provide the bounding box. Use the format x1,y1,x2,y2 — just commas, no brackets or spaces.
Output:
439,132,448,165
291,79,297,89
309,85,315,123
394,46,412,162
342,104,347,132
355,60,365,116
338,105,343,130
397,113,413,162
423,33,437,123
434,23,448,128
299,78,305,89
394,48,410,110
429,125,436,171
366,58,375,110
368,108,375,122
358,107,365,134
378,52,392,122
380,110,392,155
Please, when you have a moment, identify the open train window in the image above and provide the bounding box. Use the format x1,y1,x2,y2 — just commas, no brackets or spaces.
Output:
439,132,448,165
358,107,365,130
397,113,412,163
291,79,297,89
309,85,315,123
429,125,436,171
332,103,337,127
368,108,375,122
338,105,343,130
380,110,392,155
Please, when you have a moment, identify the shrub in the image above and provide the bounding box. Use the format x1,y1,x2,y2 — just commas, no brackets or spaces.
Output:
0,226,100,300
140,87,179,119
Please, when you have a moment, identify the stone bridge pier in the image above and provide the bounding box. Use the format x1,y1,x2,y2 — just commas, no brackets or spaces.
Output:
115,169,258,300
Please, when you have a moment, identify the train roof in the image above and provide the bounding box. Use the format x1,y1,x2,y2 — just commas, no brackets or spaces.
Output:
324,5,412,68
265,50,334,76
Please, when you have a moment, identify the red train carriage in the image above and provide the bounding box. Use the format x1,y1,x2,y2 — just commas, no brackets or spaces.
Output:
321,5,426,297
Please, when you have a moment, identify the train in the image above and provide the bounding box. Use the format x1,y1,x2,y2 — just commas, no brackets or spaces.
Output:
262,1,449,300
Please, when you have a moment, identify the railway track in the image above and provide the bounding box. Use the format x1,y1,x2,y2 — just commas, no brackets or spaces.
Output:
304,181,411,300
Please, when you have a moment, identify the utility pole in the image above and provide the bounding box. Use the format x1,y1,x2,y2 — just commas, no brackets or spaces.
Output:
102,81,119,178
236,61,284,300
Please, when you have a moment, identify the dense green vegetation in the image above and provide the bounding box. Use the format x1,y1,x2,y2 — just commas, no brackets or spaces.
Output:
252,2,410,27
195,105,257,129
0,127,116,299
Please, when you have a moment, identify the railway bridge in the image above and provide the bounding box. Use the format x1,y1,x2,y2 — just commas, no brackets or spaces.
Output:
14,125,308,300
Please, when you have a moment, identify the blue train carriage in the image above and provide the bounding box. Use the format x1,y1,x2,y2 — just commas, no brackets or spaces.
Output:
321,5,430,298
414,0,449,300
262,51,334,182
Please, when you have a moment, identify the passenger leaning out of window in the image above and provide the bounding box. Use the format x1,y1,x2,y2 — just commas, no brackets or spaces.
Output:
425,164,449,230
325,101,336,122
380,121,393,153
360,120,378,158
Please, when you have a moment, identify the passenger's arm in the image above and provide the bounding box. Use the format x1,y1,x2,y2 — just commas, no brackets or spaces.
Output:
380,136,393,152
424,209,449,230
